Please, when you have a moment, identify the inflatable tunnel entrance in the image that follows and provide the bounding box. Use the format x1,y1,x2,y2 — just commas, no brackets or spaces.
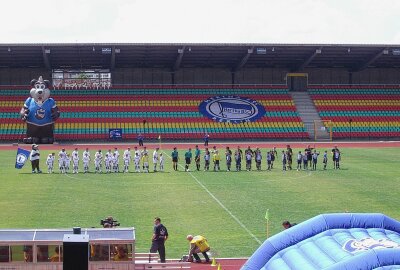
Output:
242,213,400,270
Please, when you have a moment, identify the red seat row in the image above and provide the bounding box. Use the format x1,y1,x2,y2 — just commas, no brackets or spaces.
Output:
320,116,400,122
308,85,400,89
316,106,400,111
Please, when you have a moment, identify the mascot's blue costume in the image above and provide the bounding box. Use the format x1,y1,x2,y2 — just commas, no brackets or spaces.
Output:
20,76,60,144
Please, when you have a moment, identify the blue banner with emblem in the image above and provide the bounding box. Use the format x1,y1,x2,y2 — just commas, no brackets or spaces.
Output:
15,148,30,169
109,128,123,140
198,96,266,124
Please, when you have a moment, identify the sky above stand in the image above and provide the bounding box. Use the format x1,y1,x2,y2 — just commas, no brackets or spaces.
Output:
1,0,399,44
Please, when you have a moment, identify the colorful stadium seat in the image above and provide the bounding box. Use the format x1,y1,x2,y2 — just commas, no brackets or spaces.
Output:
309,86,400,138
0,86,308,141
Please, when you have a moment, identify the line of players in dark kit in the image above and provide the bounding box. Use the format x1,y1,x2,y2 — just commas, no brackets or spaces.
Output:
175,144,342,172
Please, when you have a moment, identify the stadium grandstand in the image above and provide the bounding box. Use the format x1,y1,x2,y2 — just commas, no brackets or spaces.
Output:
0,43,400,142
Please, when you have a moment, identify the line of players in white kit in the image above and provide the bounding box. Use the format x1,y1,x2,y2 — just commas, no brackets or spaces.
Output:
45,146,164,174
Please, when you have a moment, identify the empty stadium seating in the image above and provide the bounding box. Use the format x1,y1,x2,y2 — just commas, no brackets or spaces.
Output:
309,86,400,138
0,86,308,141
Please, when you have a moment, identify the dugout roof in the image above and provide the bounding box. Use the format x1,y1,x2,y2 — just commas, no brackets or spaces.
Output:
0,43,400,71
0,228,135,243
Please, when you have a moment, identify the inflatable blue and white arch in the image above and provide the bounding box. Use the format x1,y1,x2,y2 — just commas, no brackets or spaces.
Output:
242,213,400,270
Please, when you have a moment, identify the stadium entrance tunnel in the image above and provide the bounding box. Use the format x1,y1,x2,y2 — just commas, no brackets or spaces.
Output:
241,213,400,270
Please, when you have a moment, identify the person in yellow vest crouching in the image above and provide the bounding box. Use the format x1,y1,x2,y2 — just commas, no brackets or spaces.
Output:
186,235,210,263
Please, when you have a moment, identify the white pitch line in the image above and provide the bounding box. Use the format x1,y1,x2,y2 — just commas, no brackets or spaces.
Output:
286,170,312,180
63,173,83,180
163,152,262,245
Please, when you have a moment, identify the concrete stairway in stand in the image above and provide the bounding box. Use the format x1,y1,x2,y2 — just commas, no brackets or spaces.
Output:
290,91,330,140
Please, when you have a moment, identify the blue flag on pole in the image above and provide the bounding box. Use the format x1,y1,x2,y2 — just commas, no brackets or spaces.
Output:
15,148,30,169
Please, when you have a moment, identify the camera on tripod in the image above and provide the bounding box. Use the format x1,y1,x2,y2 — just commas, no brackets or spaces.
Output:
100,216,120,228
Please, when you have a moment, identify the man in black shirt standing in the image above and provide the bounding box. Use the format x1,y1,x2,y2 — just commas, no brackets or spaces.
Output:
150,217,168,263
286,145,293,170
138,133,144,146
29,144,41,173
204,133,209,146
305,145,313,167
331,145,340,161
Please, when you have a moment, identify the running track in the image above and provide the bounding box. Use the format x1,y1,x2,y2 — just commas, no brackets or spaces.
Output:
190,258,247,270
2,140,400,151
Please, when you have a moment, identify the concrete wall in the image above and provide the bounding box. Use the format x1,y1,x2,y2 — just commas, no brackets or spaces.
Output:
102,67,400,86
0,68,50,86
113,67,290,85
113,68,172,85
175,68,232,84
352,68,400,84
1,67,399,86
306,68,350,84
306,68,400,85
235,68,289,84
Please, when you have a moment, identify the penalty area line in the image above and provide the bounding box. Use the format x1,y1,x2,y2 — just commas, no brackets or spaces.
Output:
163,152,262,245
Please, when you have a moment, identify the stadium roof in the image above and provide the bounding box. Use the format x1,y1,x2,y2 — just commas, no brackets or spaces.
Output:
1,43,400,72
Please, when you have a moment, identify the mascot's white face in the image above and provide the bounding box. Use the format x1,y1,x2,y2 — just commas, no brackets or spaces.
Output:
30,77,50,105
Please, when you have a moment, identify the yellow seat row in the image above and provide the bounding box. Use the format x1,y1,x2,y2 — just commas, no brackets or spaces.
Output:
0,123,25,129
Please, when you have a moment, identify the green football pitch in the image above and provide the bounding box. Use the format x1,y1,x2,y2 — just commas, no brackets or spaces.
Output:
0,146,399,259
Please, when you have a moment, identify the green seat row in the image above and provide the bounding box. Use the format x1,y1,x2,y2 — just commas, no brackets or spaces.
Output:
309,89,400,95
52,126,307,133
0,126,307,136
265,111,299,117
0,89,289,96
332,126,400,132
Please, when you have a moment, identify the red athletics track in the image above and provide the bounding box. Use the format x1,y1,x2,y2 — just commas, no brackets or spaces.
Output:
189,258,248,270
1,140,400,151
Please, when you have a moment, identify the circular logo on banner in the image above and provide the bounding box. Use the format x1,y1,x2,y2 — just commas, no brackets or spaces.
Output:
16,153,28,165
199,96,266,123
